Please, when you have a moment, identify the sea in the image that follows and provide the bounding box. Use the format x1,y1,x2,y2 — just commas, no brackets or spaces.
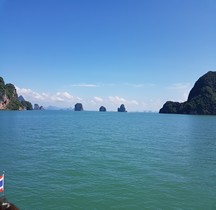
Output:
0,110,216,210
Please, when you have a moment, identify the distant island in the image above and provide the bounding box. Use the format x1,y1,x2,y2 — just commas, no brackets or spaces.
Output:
99,106,106,112
159,71,216,115
74,103,84,111
118,104,127,112
34,103,44,110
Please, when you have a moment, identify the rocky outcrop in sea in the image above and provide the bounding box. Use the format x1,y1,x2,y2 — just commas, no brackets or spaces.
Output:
99,106,106,112
34,104,44,110
117,104,127,112
159,71,216,115
74,103,83,111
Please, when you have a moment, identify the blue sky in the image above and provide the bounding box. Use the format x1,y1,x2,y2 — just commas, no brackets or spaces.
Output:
0,0,216,111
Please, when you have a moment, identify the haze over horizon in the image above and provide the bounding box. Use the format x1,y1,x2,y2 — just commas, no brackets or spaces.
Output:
1,0,216,111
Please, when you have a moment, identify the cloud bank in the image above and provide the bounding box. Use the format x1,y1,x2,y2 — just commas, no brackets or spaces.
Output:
16,86,143,111
16,82,190,112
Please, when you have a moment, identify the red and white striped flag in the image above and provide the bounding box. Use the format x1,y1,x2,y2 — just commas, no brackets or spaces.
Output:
0,174,4,193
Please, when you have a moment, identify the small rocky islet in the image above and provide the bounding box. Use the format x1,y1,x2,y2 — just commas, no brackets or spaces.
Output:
99,106,106,112
117,104,127,112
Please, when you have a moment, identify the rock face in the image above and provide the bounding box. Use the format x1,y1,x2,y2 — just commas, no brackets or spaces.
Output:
99,106,106,112
34,104,44,110
118,104,127,112
34,104,40,110
0,77,31,110
159,71,216,115
19,95,33,110
18,95,25,102
74,103,83,111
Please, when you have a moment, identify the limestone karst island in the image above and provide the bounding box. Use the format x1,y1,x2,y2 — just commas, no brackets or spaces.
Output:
159,71,216,115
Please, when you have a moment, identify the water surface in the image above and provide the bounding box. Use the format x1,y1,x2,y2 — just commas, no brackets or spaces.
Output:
0,111,215,209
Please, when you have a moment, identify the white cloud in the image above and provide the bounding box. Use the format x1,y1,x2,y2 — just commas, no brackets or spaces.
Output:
15,86,163,112
108,96,126,104
16,87,45,101
108,96,139,106
42,92,49,97
90,97,104,105
133,84,145,88
167,83,191,90
76,97,83,101
71,84,98,87
16,87,79,107
130,100,139,105
166,83,192,102
62,92,74,99
93,96,103,102
130,83,157,88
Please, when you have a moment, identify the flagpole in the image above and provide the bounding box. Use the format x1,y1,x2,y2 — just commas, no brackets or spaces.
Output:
1,171,5,209
0,171,5,199
0,171,5,209
3,171,5,199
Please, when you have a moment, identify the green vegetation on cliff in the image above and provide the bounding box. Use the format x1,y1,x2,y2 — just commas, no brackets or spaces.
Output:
21,100,33,110
159,71,216,115
0,76,33,110
0,77,5,101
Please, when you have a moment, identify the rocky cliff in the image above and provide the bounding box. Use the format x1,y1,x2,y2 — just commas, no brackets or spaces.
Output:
34,103,44,110
99,106,106,112
159,71,216,115
74,103,83,111
0,76,32,110
118,104,127,112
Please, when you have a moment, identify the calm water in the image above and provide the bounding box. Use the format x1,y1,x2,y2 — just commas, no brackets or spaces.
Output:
0,111,216,209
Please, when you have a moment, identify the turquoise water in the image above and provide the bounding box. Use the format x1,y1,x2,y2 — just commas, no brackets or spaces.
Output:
0,111,216,209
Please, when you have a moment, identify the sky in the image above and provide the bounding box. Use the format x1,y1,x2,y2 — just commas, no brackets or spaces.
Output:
0,0,216,111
